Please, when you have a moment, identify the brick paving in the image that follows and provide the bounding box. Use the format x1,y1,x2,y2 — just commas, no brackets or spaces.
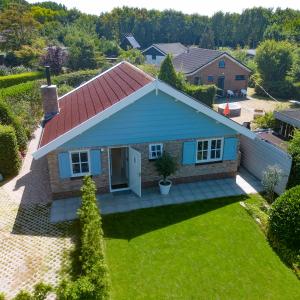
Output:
0,127,74,299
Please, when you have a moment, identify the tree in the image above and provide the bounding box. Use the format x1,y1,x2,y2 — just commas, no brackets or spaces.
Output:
290,48,300,82
40,45,67,75
158,54,183,89
0,3,40,51
118,49,144,65
287,130,300,188
199,26,215,49
66,35,97,70
255,40,294,82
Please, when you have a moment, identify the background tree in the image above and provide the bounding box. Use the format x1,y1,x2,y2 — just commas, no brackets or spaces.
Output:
0,3,40,51
287,130,300,188
40,45,67,75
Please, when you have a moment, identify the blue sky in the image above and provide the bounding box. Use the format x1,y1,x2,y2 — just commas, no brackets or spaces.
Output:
27,0,300,15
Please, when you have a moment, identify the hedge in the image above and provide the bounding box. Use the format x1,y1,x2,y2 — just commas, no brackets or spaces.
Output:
52,69,100,88
183,83,217,108
0,125,21,177
254,79,295,99
268,185,300,273
0,100,28,151
57,177,110,300
0,81,36,99
0,71,43,88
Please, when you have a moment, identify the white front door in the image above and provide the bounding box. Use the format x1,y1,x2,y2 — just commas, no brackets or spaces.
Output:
129,147,141,197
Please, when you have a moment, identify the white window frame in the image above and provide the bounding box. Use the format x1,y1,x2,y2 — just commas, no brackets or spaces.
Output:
149,143,163,160
69,149,91,177
196,138,224,163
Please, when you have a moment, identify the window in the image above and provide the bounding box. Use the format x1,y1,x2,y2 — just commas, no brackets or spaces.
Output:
152,54,156,60
193,76,200,85
235,75,245,80
196,138,223,163
149,143,163,160
218,60,225,68
208,75,214,83
70,150,90,176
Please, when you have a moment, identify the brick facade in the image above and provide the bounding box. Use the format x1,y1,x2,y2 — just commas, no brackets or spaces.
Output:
48,137,239,199
186,56,250,93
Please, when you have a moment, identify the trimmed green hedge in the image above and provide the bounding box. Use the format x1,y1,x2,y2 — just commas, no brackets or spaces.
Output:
0,125,21,177
0,71,43,88
0,81,36,99
0,100,28,151
183,84,217,108
268,185,300,274
52,69,100,88
58,177,110,300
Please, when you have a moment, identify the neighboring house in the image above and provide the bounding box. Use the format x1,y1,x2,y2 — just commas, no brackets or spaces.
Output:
246,49,256,58
33,61,256,199
142,43,187,65
120,33,141,50
274,109,300,139
173,47,252,96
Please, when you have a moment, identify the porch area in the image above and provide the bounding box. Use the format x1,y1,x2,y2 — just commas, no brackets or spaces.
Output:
51,168,262,223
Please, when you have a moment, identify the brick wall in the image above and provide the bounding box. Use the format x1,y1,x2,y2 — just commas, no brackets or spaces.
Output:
186,56,250,92
48,137,239,199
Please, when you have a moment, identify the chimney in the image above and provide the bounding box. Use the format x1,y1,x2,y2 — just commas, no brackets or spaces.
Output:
41,66,59,121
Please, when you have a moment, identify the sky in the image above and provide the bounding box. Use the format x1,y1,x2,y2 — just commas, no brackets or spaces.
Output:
27,0,300,16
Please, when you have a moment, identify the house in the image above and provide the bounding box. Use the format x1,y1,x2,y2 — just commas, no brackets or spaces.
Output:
33,61,256,199
142,43,187,65
173,47,252,96
120,33,141,50
274,109,300,139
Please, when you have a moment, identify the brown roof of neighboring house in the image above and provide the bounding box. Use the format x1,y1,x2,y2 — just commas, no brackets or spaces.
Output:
173,47,251,74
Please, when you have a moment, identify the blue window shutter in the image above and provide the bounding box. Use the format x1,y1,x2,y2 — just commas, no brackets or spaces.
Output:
223,138,238,160
90,149,101,175
58,152,71,179
182,141,196,165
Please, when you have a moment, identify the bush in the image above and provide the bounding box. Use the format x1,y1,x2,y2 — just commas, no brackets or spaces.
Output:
253,112,276,129
255,79,295,99
12,282,52,300
287,130,300,188
261,165,282,203
57,177,110,300
268,185,300,251
0,125,21,177
0,292,5,300
13,291,32,300
0,71,43,88
293,82,300,100
0,100,28,151
183,83,217,108
52,69,100,88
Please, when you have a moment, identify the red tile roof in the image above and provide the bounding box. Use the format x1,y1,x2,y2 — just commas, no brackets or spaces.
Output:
39,62,154,148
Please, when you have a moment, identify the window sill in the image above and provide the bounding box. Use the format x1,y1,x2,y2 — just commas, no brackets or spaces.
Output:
70,174,92,180
195,160,223,166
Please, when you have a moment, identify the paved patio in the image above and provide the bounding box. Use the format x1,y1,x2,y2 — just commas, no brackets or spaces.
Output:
51,168,262,223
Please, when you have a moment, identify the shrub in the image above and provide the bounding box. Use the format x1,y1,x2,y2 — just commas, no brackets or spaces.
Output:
13,291,32,300
0,125,21,177
261,165,282,203
58,84,73,96
0,292,5,300
287,130,300,188
52,69,100,88
155,152,178,184
253,112,276,129
12,282,52,300
293,82,300,100
0,71,43,88
183,83,217,108
58,177,110,300
268,185,300,251
254,79,295,99
0,100,28,151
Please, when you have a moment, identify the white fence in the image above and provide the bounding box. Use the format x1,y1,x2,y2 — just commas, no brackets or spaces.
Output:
240,135,292,194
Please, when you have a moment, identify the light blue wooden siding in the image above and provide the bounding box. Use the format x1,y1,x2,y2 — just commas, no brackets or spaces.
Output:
182,141,196,164
58,152,71,178
62,91,237,149
90,149,101,175
223,137,238,160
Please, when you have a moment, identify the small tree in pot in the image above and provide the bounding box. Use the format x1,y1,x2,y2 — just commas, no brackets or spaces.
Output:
155,152,178,195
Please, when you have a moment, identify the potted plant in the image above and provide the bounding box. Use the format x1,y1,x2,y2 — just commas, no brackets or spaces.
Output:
155,152,178,195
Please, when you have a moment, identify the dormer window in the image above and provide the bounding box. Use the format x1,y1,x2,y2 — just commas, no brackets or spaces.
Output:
219,60,225,68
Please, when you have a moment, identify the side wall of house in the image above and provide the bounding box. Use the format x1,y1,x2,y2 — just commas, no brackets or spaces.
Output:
186,56,250,92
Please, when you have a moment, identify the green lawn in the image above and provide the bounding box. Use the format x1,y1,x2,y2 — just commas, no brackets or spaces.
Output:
102,195,300,299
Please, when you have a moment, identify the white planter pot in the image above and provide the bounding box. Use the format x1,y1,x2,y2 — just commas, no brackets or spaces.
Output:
159,179,172,195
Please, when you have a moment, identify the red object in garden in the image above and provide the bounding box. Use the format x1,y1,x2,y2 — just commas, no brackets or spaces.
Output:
223,100,230,116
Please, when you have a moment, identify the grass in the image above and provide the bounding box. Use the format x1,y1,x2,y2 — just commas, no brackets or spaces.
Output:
102,195,300,299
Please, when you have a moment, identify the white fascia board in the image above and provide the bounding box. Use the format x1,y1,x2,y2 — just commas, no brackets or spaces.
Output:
186,53,251,76
142,45,166,56
156,80,257,140
32,81,156,159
